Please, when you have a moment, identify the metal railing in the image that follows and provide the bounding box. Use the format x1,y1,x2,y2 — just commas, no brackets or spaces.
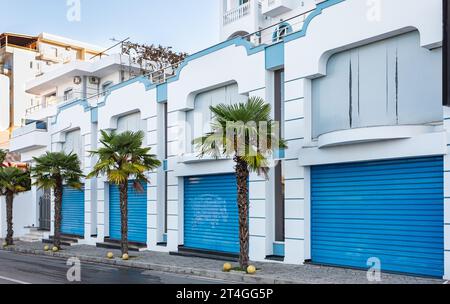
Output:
25,92,84,115
12,120,47,138
243,6,315,46
223,1,252,25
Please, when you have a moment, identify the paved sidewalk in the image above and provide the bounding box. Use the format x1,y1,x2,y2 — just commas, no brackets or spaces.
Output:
0,240,445,284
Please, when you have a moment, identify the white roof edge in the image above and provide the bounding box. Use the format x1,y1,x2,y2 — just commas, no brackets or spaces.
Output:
25,54,141,94
39,32,105,52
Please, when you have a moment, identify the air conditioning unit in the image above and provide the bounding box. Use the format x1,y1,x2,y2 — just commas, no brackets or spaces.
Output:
73,76,82,85
89,77,100,85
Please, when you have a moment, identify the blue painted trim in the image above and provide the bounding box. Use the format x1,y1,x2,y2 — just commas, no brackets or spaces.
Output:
90,107,98,123
50,0,343,123
157,83,168,103
284,0,346,43
51,98,90,125
274,148,286,159
265,42,284,71
273,243,285,257
163,159,168,171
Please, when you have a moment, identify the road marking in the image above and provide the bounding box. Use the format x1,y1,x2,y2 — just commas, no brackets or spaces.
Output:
0,275,31,285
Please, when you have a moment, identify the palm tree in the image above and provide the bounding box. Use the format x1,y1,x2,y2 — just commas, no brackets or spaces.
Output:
0,149,6,164
194,97,287,269
87,130,161,255
0,167,31,245
32,152,83,249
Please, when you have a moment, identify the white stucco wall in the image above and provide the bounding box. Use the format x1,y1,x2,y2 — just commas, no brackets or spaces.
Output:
0,191,34,239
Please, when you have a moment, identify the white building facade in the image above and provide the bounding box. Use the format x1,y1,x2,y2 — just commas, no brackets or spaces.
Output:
5,0,450,279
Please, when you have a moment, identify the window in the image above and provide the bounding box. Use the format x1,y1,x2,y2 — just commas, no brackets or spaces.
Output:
102,81,114,96
63,88,73,101
272,23,292,43
45,93,57,106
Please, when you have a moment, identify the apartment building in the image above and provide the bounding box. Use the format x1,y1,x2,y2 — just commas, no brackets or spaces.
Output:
0,32,104,150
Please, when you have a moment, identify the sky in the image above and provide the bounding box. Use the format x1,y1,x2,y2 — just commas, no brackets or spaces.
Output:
0,0,220,54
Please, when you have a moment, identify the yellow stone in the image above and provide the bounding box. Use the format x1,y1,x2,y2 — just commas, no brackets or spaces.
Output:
52,247,59,252
122,253,129,260
247,265,257,274
223,263,232,272
44,245,50,251
107,252,114,259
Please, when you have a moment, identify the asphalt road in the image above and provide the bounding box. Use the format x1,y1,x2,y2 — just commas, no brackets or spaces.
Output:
0,251,228,284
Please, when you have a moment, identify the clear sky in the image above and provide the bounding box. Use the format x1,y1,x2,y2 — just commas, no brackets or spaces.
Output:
0,0,220,54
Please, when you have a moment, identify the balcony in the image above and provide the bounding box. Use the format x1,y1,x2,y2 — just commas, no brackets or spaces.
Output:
10,121,48,153
221,1,263,41
261,0,296,17
223,1,252,25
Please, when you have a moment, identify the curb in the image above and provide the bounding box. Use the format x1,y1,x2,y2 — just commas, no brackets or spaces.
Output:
1,246,300,284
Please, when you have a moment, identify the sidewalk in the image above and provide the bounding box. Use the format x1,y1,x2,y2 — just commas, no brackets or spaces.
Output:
0,240,445,284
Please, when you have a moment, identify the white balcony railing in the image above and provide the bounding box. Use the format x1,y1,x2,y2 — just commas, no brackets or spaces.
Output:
223,1,252,25
25,92,84,115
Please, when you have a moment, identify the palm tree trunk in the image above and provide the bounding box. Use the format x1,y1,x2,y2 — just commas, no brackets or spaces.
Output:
53,178,63,249
119,182,129,255
235,156,250,269
5,192,14,246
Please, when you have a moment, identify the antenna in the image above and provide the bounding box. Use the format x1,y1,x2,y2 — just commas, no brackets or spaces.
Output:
90,37,130,60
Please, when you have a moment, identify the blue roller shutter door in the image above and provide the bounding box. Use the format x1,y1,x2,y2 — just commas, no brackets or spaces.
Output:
61,186,85,237
109,181,147,244
311,157,444,277
184,174,240,254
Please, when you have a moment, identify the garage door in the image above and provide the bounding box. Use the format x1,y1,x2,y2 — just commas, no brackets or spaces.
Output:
61,186,85,237
109,181,147,244
184,174,239,254
311,157,444,277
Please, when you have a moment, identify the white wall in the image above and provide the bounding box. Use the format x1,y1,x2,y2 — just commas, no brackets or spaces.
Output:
0,191,34,238
0,74,10,132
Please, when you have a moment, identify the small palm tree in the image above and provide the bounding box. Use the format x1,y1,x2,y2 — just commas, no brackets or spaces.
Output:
87,130,161,255
0,167,31,245
194,97,287,269
32,152,83,249
0,149,6,164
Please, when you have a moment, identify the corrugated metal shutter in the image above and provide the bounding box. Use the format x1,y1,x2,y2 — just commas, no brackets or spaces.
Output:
311,156,444,277
61,186,85,237
109,181,147,244
184,174,240,254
